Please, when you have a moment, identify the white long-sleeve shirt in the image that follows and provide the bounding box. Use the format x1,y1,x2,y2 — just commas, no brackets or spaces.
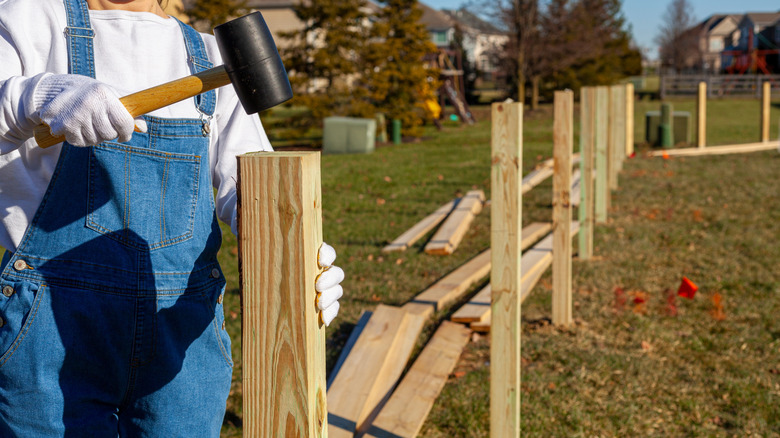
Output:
0,0,273,252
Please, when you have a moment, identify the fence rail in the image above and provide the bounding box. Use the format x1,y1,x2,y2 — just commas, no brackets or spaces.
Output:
660,75,780,99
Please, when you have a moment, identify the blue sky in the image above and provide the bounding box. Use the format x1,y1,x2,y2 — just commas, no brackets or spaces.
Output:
421,0,780,59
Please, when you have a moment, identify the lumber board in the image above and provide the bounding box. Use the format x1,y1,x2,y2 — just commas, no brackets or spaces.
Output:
648,142,777,157
363,321,471,438
327,310,372,388
424,190,485,255
470,222,581,333
520,154,582,195
444,222,550,323
451,283,492,323
489,101,522,437
327,304,425,437
382,200,457,253
520,221,553,250
403,249,492,318
454,228,555,325
237,151,327,437
521,165,553,194
470,261,548,333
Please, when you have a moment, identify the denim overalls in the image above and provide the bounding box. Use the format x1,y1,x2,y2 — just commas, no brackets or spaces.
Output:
0,0,233,435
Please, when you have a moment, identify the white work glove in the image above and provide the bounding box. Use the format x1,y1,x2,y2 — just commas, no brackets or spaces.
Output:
316,242,344,326
32,73,137,146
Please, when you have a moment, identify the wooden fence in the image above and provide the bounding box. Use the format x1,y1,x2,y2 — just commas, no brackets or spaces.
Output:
660,74,780,99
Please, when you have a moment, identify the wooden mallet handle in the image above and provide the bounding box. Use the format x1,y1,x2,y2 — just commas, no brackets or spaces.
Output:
34,66,230,148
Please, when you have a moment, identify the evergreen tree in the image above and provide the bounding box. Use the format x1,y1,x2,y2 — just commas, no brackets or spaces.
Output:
278,0,371,130
184,0,247,32
361,0,439,138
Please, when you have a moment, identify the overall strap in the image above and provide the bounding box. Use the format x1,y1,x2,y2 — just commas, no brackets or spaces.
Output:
63,0,96,78
175,19,216,117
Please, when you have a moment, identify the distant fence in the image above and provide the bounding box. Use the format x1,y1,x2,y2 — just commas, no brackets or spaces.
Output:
660,74,780,99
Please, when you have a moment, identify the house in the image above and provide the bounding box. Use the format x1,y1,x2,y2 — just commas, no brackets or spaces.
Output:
722,12,780,73
693,14,740,72
244,0,380,49
733,12,780,49
440,9,507,84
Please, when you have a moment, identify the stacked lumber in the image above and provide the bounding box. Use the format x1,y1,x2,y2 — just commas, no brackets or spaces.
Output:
424,190,485,255
382,156,579,255
327,305,425,437
362,321,471,438
382,200,456,253
458,222,581,333
403,249,491,318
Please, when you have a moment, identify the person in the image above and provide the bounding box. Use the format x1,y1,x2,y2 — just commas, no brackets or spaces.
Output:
0,0,344,435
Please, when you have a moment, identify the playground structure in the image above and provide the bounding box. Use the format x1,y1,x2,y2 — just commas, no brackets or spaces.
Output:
433,49,476,125
235,82,640,436
722,26,780,75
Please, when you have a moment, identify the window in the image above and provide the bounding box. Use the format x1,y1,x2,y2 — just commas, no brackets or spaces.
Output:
709,38,723,52
432,31,448,45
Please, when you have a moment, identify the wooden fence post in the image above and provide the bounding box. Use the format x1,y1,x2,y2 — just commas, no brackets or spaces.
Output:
608,85,625,184
553,91,573,326
579,87,594,260
625,83,634,157
595,86,609,223
490,102,523,437
698,82,707,148
238,151,328,438
761,81,771,143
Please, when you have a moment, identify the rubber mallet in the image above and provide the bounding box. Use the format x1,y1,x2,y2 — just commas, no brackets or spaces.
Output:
34,11,292,148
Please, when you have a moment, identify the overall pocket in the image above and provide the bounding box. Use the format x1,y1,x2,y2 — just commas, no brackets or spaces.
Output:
0,281,44,367
86,143,201,250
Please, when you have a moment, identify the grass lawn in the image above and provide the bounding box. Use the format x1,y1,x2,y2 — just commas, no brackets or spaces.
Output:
219,97,780,436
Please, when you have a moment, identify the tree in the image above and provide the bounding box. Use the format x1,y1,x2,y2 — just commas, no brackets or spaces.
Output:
183,0,247,32
655,0,698,72
360,0,439,137
278,0,371,130
483,0,539,105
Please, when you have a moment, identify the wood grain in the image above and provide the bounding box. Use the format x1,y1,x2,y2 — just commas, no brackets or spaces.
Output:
237,151,327,438
552,91,573,326
363,321,471,438
403,249,492,318
489,101,522,437
424,190,485,255
327,305,424,437
382,200,457,253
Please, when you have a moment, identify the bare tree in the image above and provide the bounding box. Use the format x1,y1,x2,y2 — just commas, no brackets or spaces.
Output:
655,0,699,72
474,0,539,104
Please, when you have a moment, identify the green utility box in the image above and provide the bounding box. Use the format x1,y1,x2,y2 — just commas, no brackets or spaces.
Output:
322,117,376,155
645,111,691,146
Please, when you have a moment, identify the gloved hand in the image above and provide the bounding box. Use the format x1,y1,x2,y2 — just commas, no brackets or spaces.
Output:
316,242,343,326
32,73,136,146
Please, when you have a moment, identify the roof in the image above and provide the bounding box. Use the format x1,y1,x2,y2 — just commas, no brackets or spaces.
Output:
742,12,780,27
441,8,505,35
417,2,455,31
